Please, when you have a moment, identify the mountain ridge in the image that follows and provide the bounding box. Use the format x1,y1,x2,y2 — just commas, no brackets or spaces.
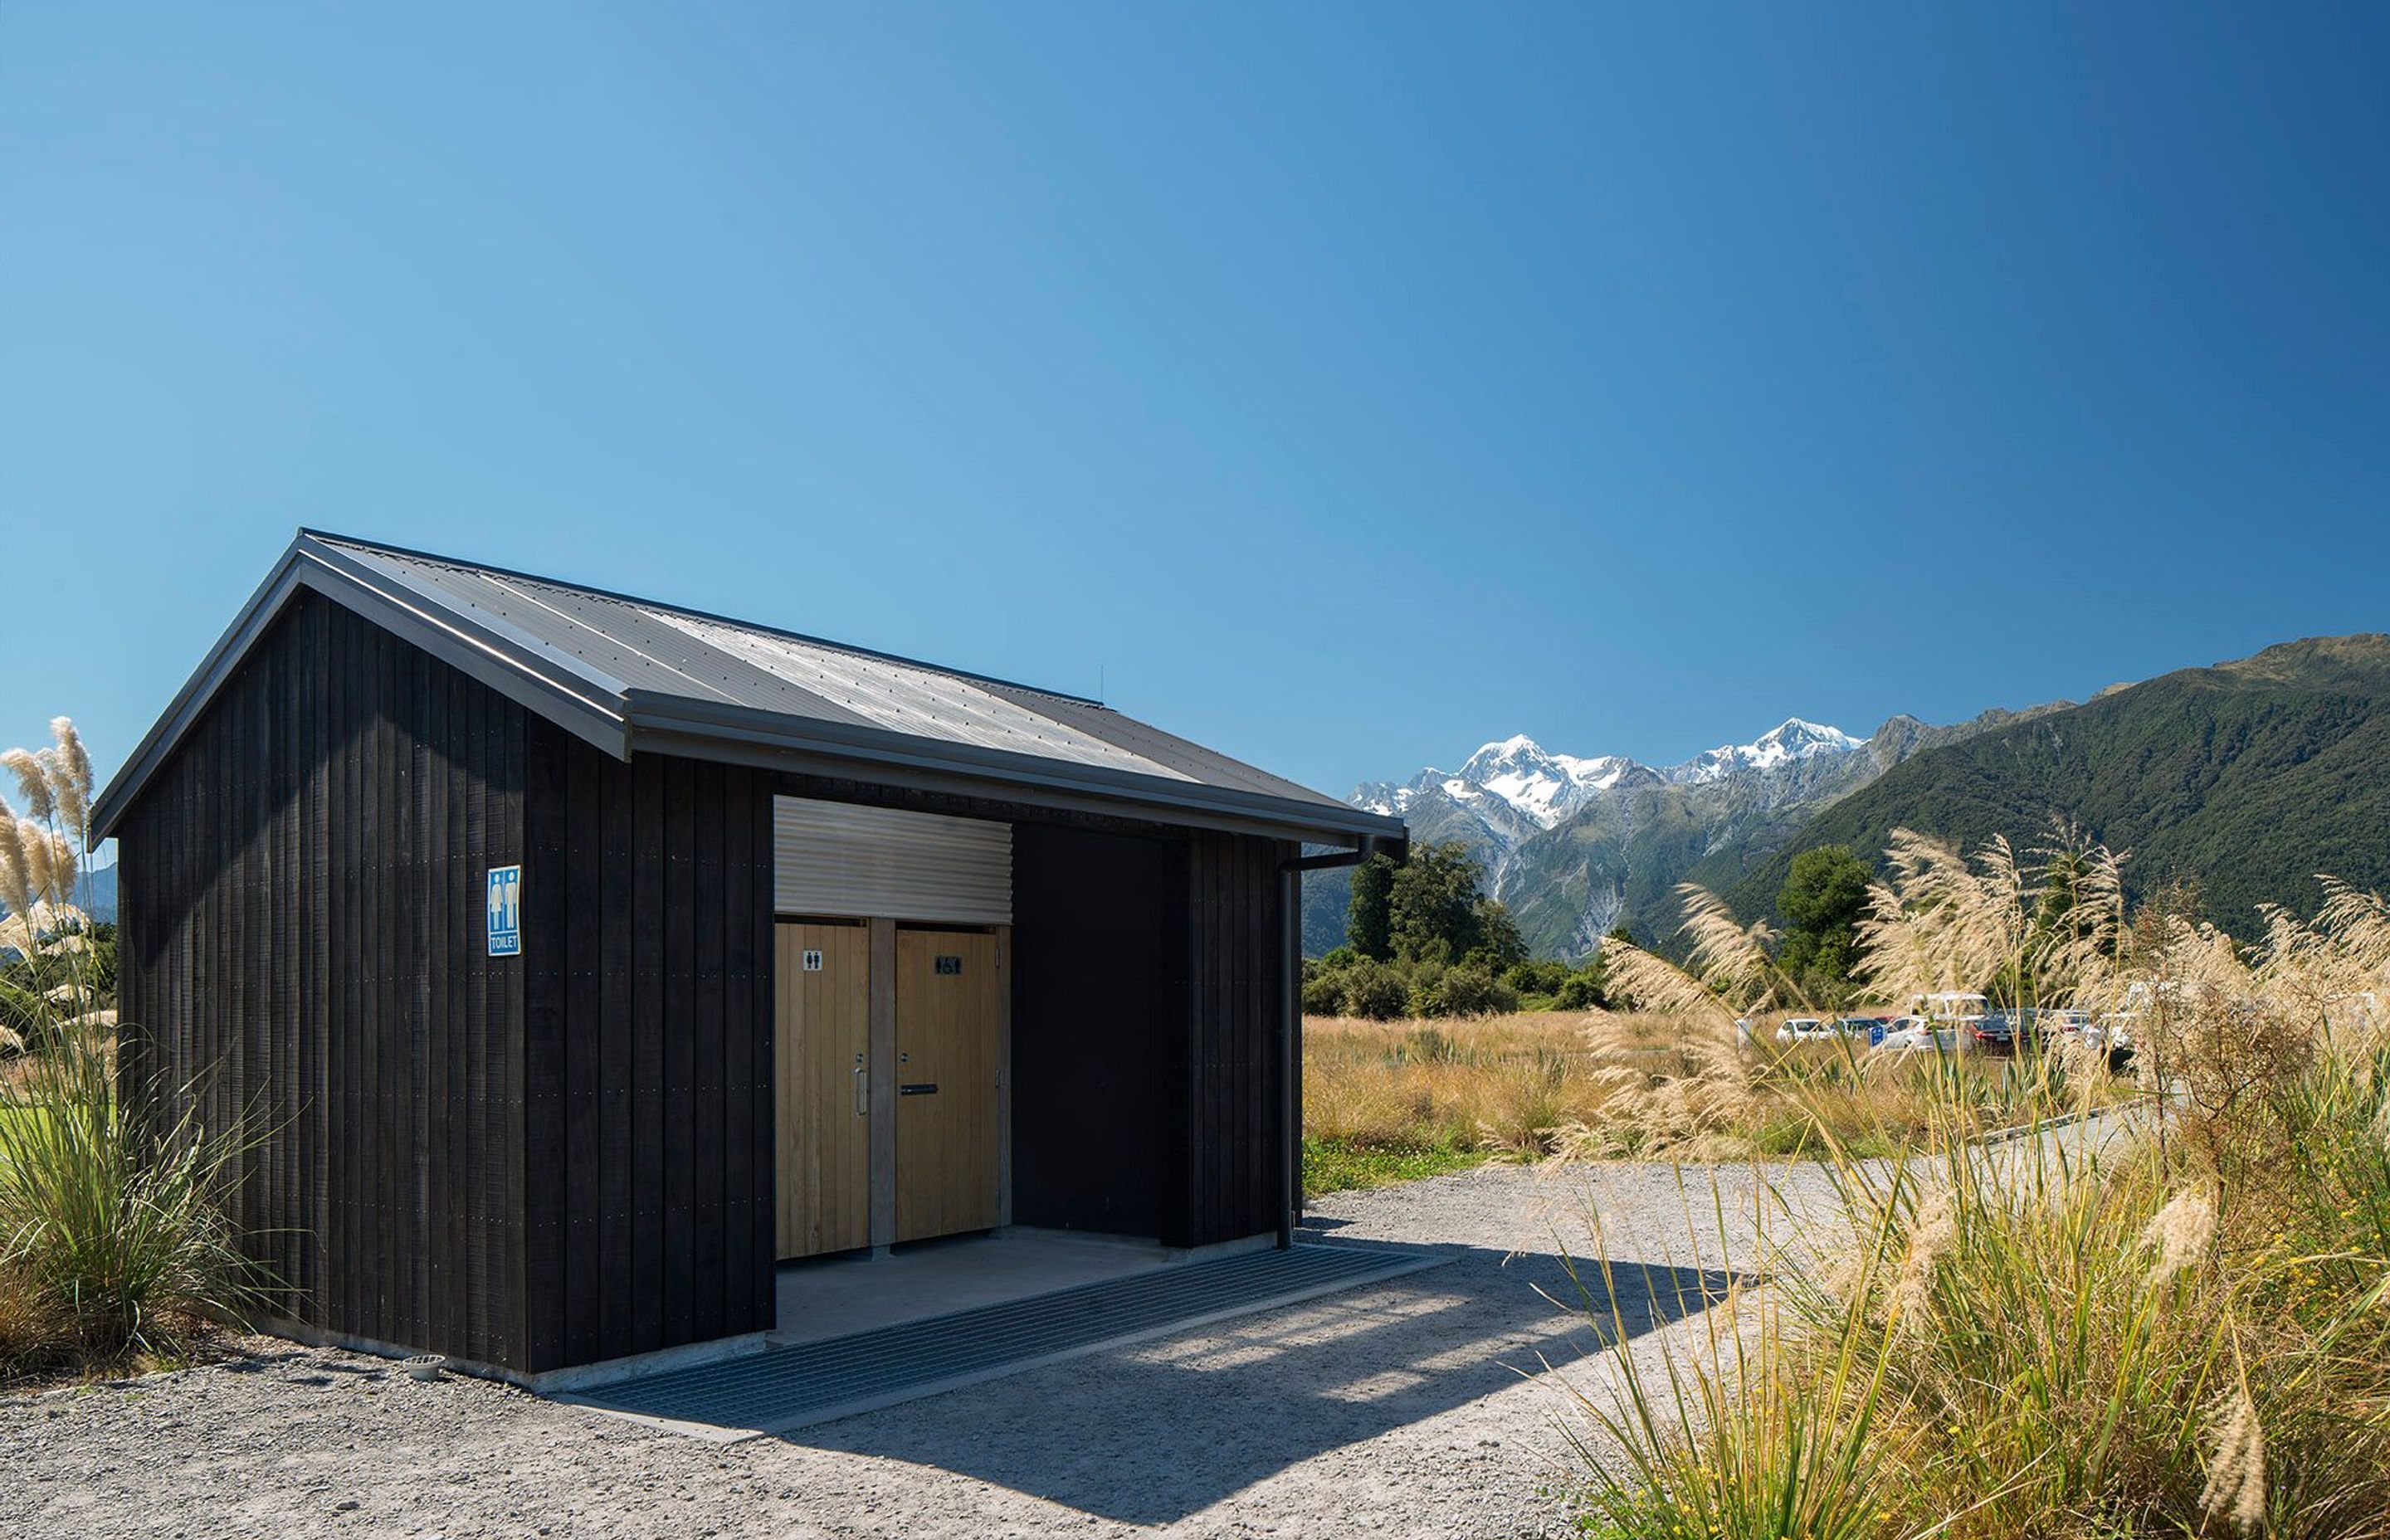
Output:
1724,634,2390,934
1308,704,2058,957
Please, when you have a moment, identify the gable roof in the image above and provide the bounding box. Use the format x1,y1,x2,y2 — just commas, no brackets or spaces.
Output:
93,530,1404,848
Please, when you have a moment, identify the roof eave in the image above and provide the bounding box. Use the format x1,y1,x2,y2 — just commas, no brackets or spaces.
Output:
94,531,1407,855
92,534,633,839
622,692,1406,848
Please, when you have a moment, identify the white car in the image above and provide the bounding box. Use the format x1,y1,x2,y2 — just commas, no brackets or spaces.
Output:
1875,1016,1957,1053
1774,1016,1833,1044
2045,1007,2096,1037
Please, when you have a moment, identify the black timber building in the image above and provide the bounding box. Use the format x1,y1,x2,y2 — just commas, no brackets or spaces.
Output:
94,531,1404,1379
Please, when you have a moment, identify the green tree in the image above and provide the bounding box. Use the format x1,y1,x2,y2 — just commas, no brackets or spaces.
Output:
1388,842,1493,964
1468,898,1528,972
1777,845,1873,1002
1346,853,1397,961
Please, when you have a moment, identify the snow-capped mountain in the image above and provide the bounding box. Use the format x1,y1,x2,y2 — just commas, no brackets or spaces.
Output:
1357,734,1658,830
1308,705,2078,960
1326,720,1875,952
1357,719,1868,831
1664,719,1871,784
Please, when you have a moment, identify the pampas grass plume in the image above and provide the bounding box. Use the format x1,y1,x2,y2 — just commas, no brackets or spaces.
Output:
2139,1189,2217,1282
2201,1385,2267,1533
0,746,53,825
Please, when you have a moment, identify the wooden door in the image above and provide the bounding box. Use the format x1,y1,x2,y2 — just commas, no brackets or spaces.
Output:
894,928,1003,1243
775,920,871,1259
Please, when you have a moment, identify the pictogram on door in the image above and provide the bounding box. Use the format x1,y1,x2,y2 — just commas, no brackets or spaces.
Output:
774,921,870,1258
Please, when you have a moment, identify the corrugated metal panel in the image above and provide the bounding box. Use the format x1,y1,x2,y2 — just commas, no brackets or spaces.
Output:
773,797,1012,924
654,609,1193,781
325,538,1360,814
94,529,1403,849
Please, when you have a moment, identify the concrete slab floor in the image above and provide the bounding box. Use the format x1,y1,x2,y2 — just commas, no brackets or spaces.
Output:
769,1228,1176,1346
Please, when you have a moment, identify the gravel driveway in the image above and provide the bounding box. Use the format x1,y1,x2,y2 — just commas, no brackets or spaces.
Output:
2,1161,1813,1540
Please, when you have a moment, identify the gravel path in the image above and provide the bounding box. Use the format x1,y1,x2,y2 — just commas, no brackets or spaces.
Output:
2,1161,1822,1540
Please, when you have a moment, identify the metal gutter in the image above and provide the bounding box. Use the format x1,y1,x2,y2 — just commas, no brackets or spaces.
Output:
624,693,1406,846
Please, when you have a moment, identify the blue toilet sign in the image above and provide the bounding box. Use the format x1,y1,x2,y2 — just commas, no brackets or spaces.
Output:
486,865,522,957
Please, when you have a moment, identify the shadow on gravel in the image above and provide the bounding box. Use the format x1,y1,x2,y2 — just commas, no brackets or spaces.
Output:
783,1233,1735,1526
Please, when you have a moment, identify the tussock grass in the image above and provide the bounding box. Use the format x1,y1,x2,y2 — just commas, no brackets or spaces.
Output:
1563,830,2390,1540
1,714,263,1381
0,1031,261,1374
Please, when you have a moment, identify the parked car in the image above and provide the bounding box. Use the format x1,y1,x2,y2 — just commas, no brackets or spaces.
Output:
1775,1016,1832,1043
2041,1007,2095,1040
1835,1015,1893,1045
2022,1006,2136,1070
1914,991,1988,1026
1969,1011,2025,1053
1876,1017,1957,1053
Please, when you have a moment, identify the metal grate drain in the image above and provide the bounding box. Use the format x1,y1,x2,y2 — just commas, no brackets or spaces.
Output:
563,1241,1446,1437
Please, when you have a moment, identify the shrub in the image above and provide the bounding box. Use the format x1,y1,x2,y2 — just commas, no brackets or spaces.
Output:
1419,963,1517,1019
1300,959,1349,1016
1505,958,1569,997
1554,965,1607,1011
1567,836,2390,1540
1341,958,1411,1021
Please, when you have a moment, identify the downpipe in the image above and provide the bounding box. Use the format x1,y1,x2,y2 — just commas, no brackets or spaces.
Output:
1275,836,1396,1247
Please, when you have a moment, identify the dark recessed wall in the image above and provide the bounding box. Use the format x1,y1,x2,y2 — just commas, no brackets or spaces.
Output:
1184,830,1295,1248
1010,823,1190,1240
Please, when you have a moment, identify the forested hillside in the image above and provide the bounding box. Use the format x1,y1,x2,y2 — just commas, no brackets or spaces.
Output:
1730,636,2390,931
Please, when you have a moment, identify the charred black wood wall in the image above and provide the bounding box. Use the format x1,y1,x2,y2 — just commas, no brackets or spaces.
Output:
117,592,533,1368
116,592,777,1376
520,728,776,1372
1184,831,1295,1247
118,589,1291,1372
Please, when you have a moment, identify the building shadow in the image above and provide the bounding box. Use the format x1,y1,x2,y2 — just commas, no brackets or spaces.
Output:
776,1234,1736,1526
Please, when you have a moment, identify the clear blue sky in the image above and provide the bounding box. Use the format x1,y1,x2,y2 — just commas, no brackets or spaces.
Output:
4,5,2385,807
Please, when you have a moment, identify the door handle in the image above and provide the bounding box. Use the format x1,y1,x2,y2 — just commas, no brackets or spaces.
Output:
854,1065,868,1117
899,1083,939,1096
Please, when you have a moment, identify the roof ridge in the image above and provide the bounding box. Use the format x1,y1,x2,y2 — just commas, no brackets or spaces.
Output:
300,528,1108,709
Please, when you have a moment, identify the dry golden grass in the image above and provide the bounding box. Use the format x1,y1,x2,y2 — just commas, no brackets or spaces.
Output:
1302,1006,2076,1181
1305,1011,1612,1162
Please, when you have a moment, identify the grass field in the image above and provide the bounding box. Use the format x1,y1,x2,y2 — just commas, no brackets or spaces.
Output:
1300,1008,2108,1194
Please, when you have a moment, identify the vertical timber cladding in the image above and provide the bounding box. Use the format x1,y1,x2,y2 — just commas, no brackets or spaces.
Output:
113,592,530,1369
522,732,776,1373
111,589,779,1377
1184,830,1296,1248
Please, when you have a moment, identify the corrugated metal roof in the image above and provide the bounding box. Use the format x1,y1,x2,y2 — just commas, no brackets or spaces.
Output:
94,529,1407,849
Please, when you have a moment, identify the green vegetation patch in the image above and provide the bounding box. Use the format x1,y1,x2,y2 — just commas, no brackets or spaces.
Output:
1302,1133,1489,1196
